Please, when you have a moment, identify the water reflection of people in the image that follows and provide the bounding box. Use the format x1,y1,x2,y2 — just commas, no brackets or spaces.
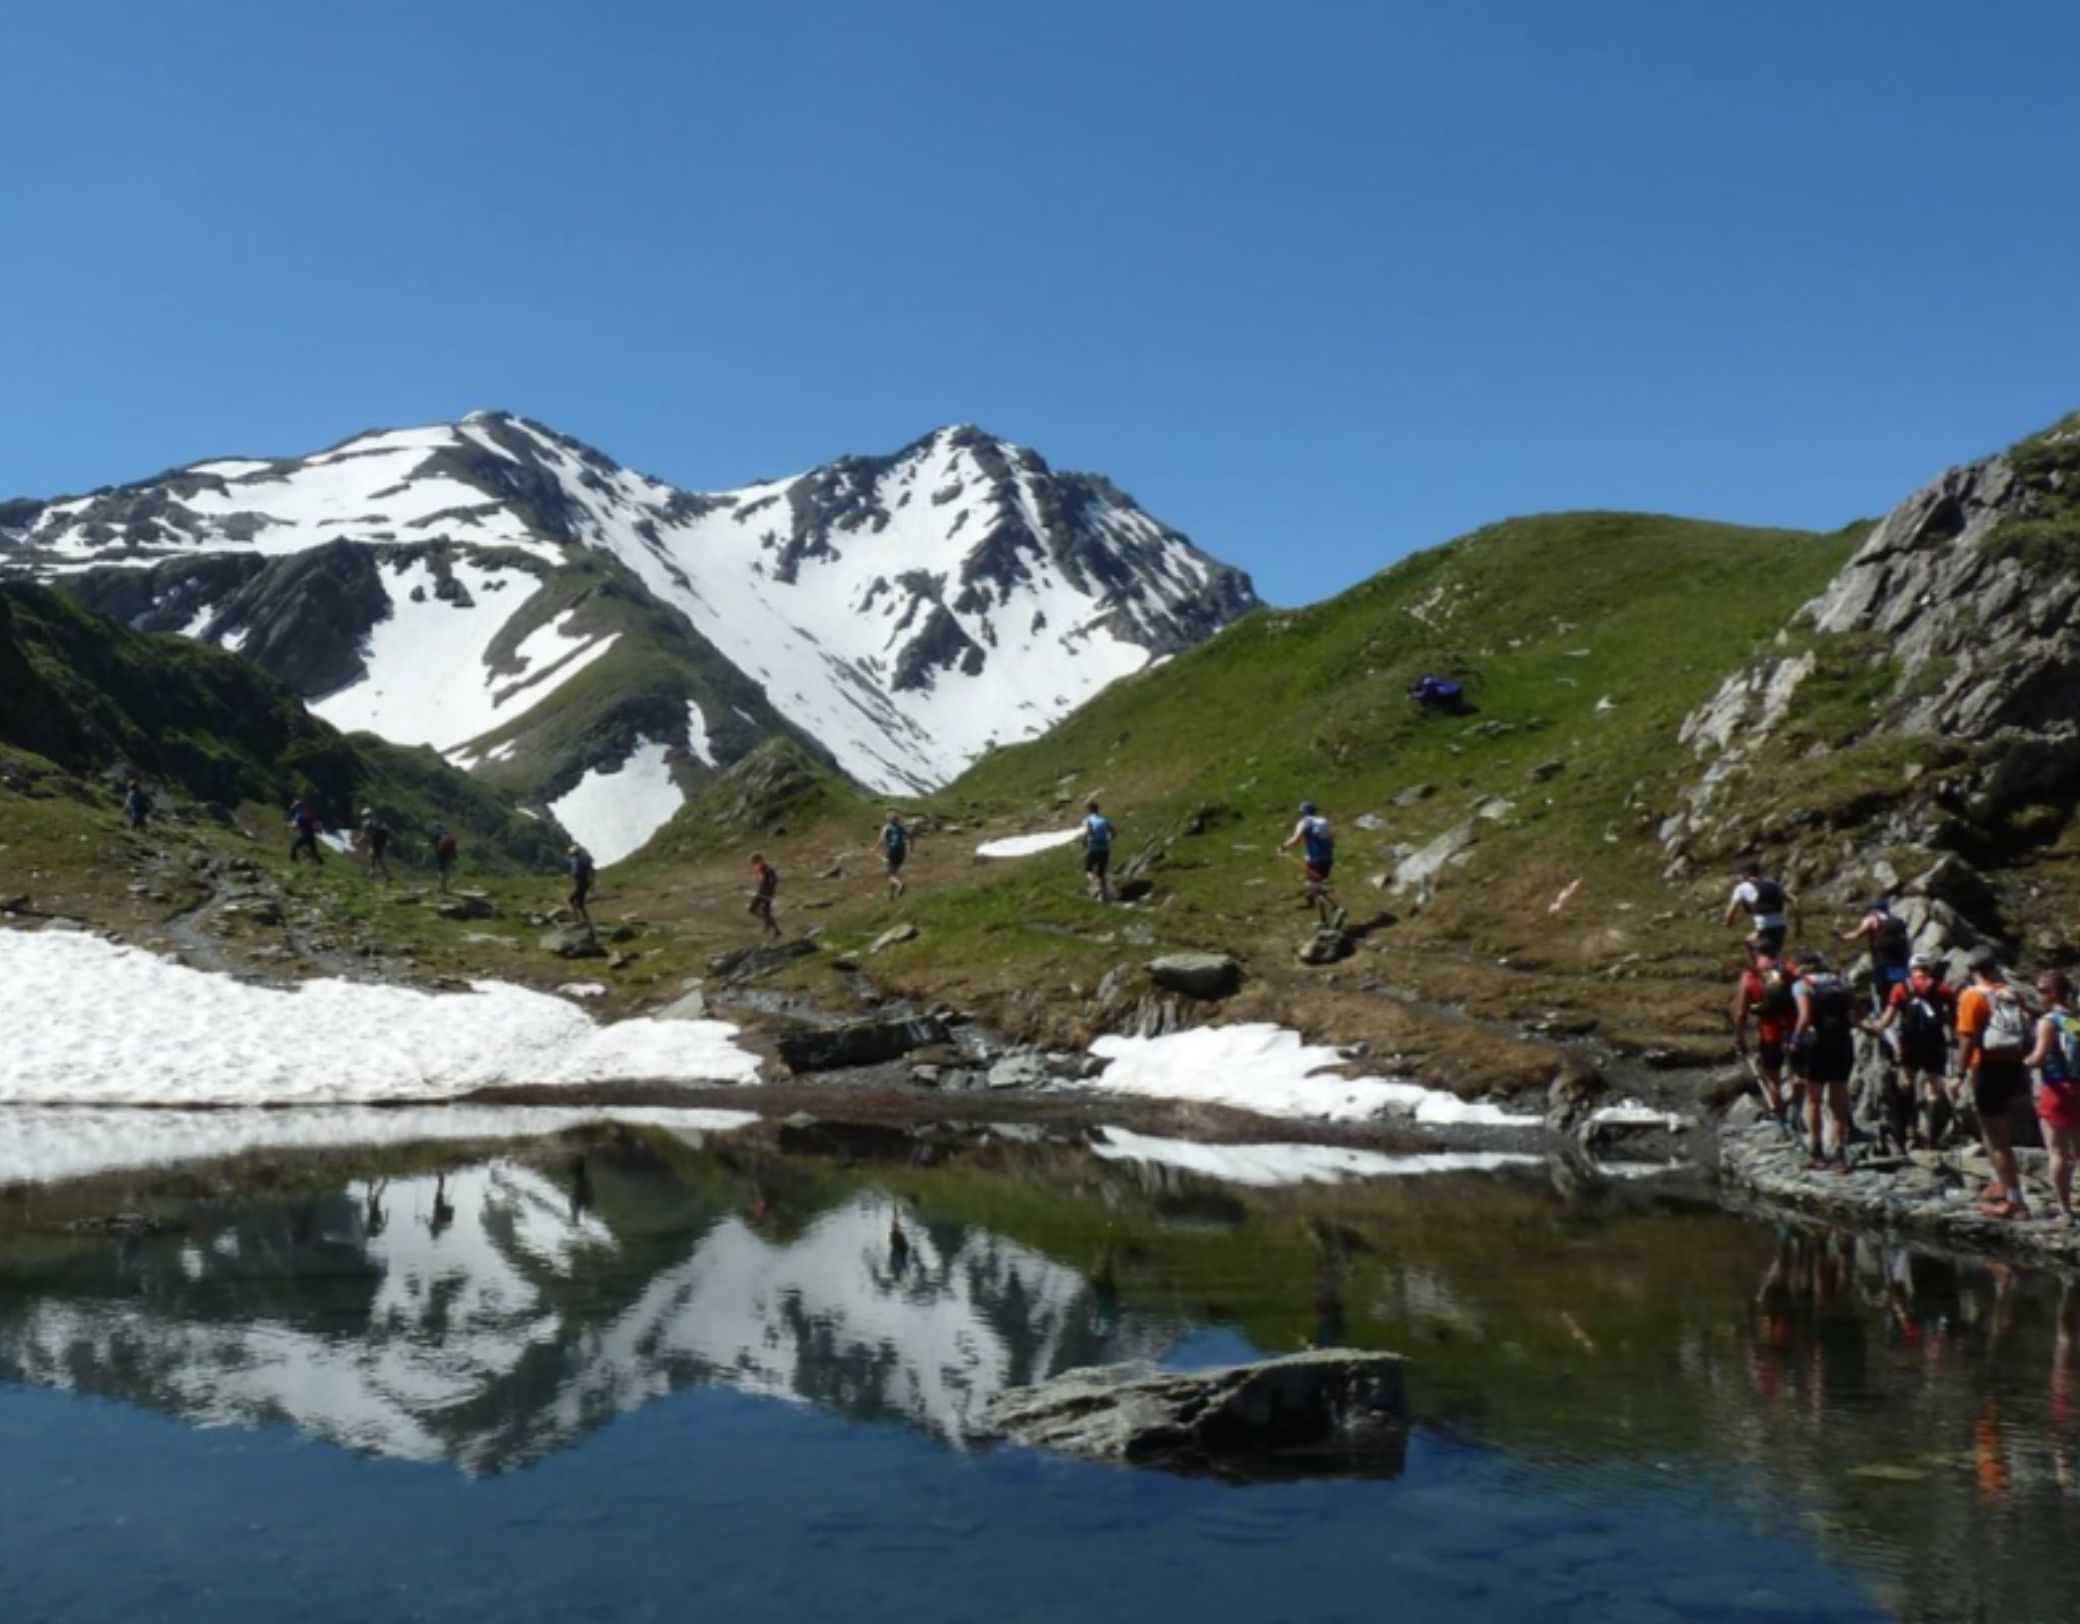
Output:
428,1172,456,1240
568,1155,594,1224
363,1179,388,1240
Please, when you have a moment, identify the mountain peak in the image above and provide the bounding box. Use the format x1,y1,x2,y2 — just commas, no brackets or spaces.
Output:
6,413,1259,852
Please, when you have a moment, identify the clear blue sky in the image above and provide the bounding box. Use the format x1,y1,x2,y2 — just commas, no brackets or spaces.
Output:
6,0,2076,604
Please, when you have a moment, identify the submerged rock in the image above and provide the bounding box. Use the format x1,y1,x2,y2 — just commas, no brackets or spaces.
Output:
985,1350,1408,1479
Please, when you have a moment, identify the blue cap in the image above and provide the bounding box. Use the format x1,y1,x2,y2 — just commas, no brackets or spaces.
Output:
1299,802,1317,815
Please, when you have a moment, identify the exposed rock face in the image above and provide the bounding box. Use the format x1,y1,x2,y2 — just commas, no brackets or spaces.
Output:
1667,424,2080,949
984,1350,1408,1479
1145,952,1243,1000
775,1015,949,1073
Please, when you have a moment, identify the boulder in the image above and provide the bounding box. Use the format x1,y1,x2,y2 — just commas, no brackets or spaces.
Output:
984,1350,1408,1479
1297,926,1353,965
436,891,497,921
986,1050,1051,1090
1392,783,1437,808
869,922,918,956
709,938,817,980
1528,758,1567,783
776,1014,950,1073
1146,952,1243,1000
655,983,709,1021
540,926,605,959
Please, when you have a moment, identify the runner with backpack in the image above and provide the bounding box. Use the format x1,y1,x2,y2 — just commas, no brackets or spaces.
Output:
748,852,780,936
2026,970,2080,1225
288,798,324,864
1791,950,1859,1171
567,844,596,927
1870,954,1957,1148
1842,898,1913,1015
1081,800,1115,904
358,807,392,883
1281,802,1343,926
432,823,459,894
876,811,910,900
1957,948,2033,1220
1723,862,1800,956
1734,941,1801,1134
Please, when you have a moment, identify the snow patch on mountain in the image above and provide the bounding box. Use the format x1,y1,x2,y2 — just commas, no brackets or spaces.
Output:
548,737,683,865
12,414,1259,795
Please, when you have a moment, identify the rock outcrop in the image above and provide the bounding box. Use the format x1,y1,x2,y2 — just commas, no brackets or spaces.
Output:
1145,952,1243,1000
984,1350,1408,1479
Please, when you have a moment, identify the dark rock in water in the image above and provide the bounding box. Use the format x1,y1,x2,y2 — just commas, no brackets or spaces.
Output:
1146,951,1242,1000
985,1350,1408,1479
709,938,818,980
776,1014,950,1073
540,926,605,959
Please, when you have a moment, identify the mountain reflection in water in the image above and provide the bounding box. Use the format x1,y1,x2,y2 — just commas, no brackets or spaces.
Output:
0,1147,1167,1471
2,1125,2080,1622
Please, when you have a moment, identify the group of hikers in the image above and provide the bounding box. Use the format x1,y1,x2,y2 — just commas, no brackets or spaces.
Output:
281,798,460,891
1727,862,2080,1224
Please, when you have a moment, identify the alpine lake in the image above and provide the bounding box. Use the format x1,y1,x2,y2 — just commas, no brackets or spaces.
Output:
0,1111,2074,1624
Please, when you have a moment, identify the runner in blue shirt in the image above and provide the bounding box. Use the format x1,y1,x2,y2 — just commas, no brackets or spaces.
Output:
1281,802,1343,926
1082,799,1115,903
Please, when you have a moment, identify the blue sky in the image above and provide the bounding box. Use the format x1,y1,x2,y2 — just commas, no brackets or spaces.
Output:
5,0,2075,604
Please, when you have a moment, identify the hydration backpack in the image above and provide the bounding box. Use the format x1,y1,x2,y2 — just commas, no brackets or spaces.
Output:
1755,965,1798,1025
1982,987,2031,1054
436,834,458,862
1750,878,1785,915
1873,913,1911,968
1805,973,1856,1036
2046,1011,2080,1085
1897,983,1947,1052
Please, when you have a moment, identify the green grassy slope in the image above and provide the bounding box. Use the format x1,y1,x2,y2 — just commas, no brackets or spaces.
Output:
0,580,557,868
748,512,1865,1086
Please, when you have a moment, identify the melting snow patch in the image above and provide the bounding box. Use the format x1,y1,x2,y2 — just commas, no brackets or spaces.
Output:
1091,1128,1538,1187
685,701,718,767
0,931,762,1106
546,737,683,866
1086,1024,1542,1127
976,829,1082,859
1590,1101,1685,1130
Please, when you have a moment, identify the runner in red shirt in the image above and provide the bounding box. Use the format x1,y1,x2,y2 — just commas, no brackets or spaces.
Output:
1734,941,1799,1135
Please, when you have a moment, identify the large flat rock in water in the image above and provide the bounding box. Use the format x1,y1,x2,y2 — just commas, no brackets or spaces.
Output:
985,1349,1407,1480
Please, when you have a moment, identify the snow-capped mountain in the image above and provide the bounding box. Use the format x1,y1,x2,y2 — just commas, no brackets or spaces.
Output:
2,414,1257,859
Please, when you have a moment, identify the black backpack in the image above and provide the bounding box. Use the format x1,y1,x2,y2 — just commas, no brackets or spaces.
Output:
1751,878,1785,914
1874,913,1911,968
1755,964,1798,1024
1806,973,1856,1035
1898,984,1947,1051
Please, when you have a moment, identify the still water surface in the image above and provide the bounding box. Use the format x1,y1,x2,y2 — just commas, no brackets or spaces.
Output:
0,1121,2074,1622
